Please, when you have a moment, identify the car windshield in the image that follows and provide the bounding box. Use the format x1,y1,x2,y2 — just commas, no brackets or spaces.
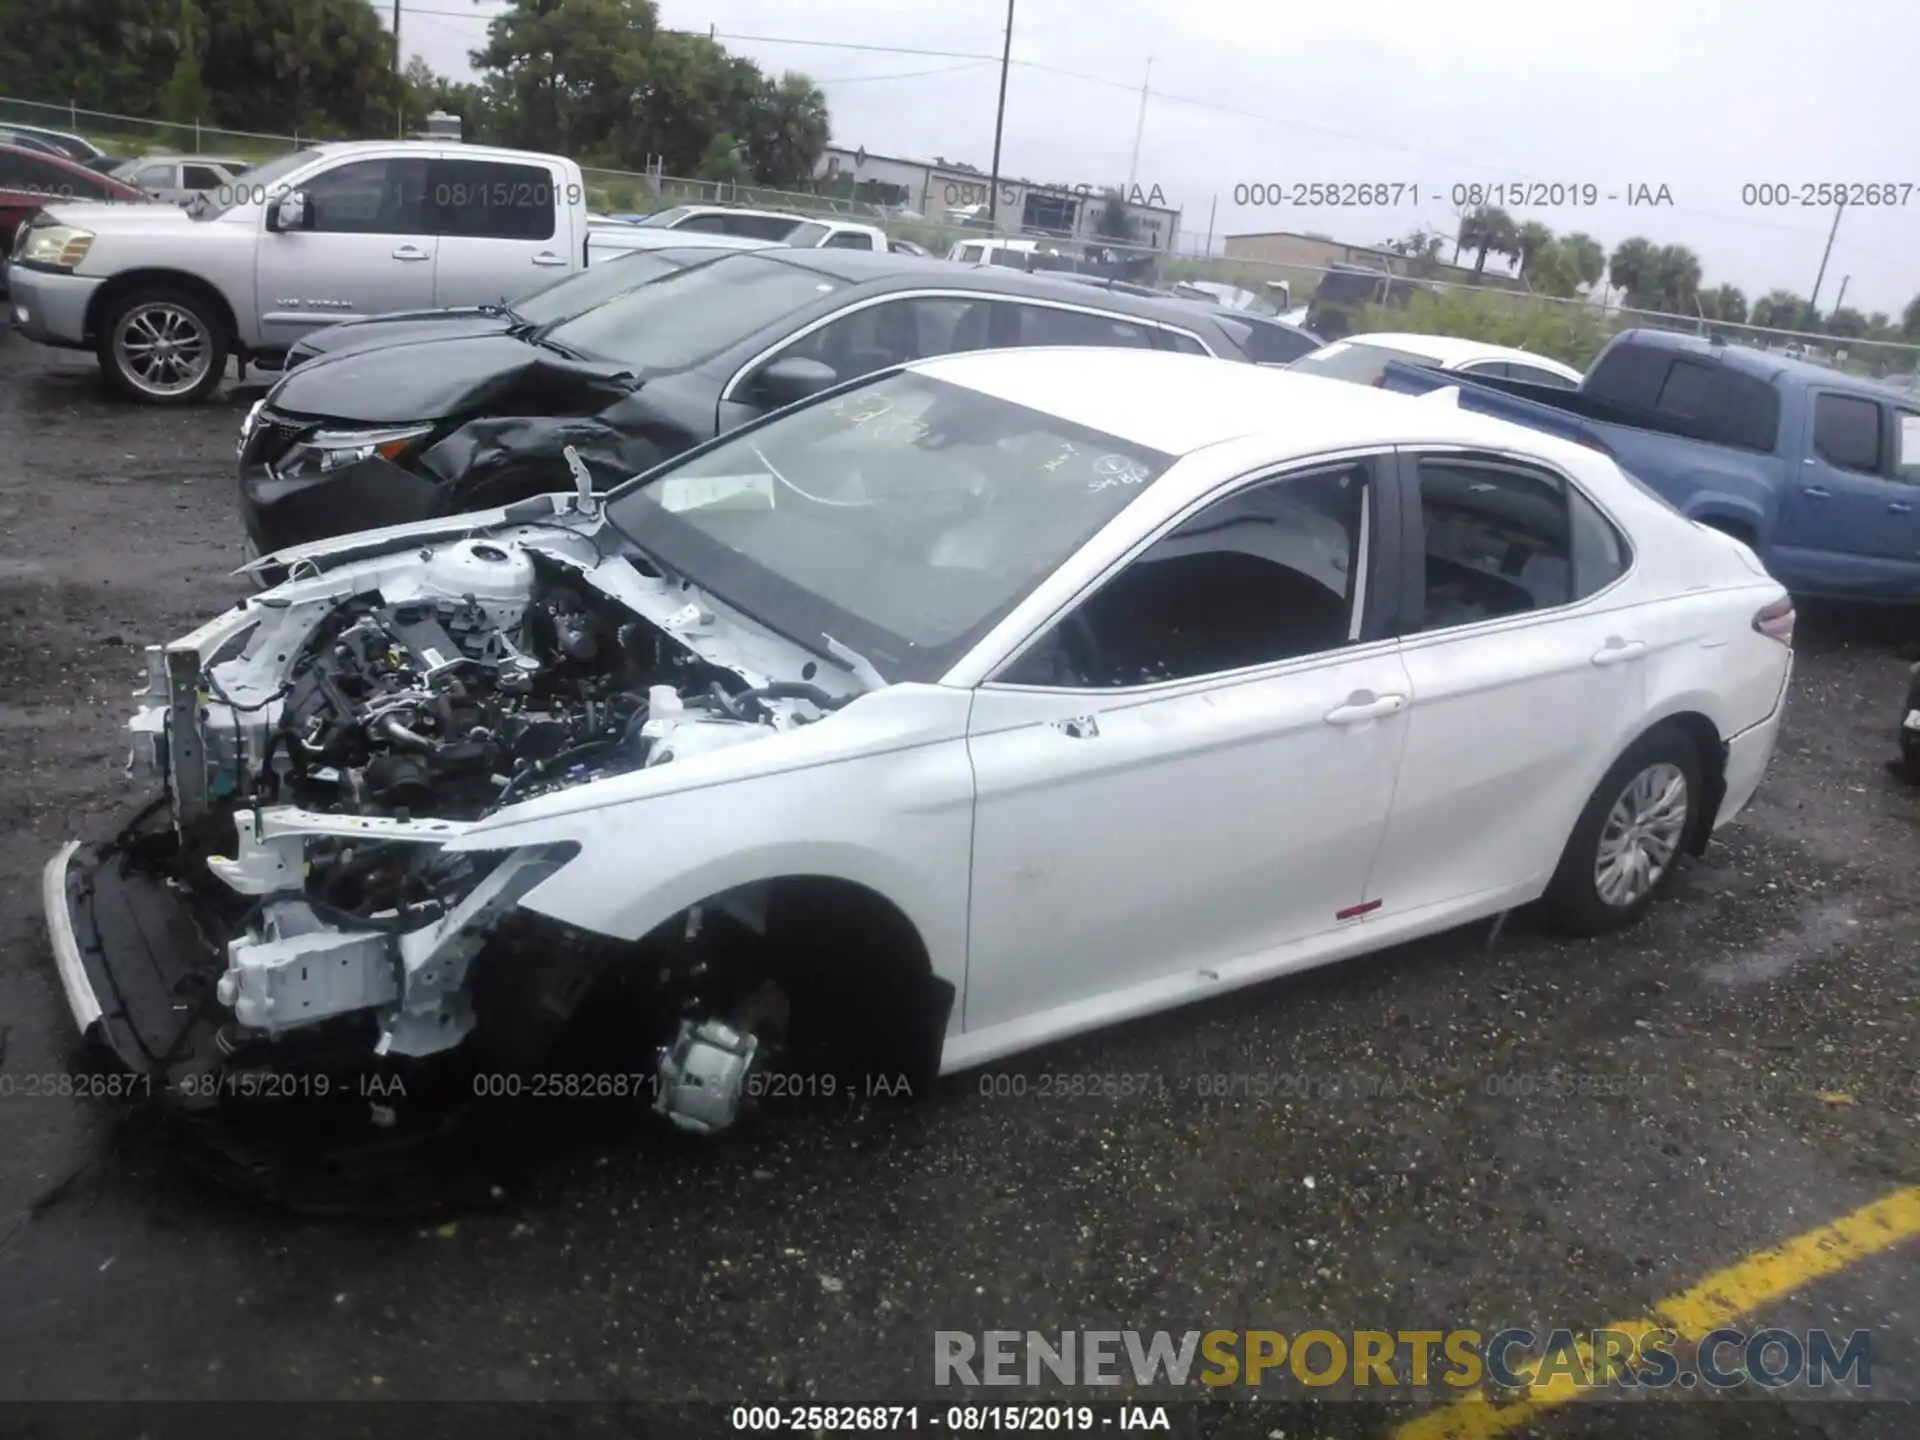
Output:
605,370,1175,684
515,248,703,325
542,253,842,373
635,206,692,228
202,148,324,215
786,221,830,246
1289,339,1445,385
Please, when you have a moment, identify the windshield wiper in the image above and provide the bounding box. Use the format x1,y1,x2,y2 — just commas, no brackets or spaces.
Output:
822,634,887,692
478,301,539,336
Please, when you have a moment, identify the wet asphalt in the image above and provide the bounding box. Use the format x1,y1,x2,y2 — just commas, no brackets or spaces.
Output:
0,334,1914,1437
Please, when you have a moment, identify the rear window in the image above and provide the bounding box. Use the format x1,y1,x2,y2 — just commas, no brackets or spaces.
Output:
1584,342,1780,452
1289,340,1445,385
1216,316,1319,365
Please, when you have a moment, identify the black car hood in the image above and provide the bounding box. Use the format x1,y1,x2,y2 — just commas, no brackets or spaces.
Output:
269,331,638,424
290,310,510,365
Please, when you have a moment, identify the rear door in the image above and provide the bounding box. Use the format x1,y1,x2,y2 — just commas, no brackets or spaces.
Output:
253,154,435,350
1367,448,1649,913
1779,390,1916,564
429,155,572,307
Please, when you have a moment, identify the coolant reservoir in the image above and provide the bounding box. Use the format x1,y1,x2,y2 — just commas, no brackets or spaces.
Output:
416,539,537,606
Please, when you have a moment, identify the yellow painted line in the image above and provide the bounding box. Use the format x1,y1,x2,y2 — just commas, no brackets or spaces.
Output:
1396,1186,1920,1440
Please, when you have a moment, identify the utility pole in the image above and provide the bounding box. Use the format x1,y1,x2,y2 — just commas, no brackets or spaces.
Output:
1126,58,1152,192
1809,200,1844,312
393,0,403,137
987,0,1014,230
1832,274,1851,314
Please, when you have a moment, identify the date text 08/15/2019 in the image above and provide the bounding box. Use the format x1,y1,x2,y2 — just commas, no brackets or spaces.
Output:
1230,182,1674,208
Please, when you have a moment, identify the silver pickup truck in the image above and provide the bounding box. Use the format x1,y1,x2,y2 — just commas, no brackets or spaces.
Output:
7,139,596,403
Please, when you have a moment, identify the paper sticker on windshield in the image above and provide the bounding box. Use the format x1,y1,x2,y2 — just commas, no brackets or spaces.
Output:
1087,454,1153,493
1901,414,1920,468
660,473,775,511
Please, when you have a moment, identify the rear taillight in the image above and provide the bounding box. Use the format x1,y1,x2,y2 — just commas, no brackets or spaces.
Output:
1371,374,1387,388
1753,597,1795,645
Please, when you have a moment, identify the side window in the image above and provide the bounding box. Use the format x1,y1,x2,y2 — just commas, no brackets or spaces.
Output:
776,297,993,380
1009,304,1156,349
731,213,806,240
824,230,874,250
1416,458,1574,630
955,243,984,263
1894,409,1920,485
302,157,429,235
1165,331,1211,357
1811,394,1882,473
1003,464,1369,688
181,164,225,190
1507,363,1579,391
675,213,733,233
429,159,557,240
1458,361,1511,379
1568,488,1630,596
133,163,175,189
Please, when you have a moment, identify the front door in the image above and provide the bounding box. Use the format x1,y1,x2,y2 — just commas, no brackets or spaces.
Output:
963,456,1413,1035
254,155,434,352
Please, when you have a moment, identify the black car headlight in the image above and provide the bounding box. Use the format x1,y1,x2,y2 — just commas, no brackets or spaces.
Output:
272,423,435,481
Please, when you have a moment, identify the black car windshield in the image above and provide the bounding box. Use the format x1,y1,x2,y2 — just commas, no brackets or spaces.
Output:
203,147,324,214
514,248,705,325
605,370,1174,684
542,253,842,373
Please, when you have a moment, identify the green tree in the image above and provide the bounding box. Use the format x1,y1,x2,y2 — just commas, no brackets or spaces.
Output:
1513,220,1555,276
1699,284,1748,325
1095,187,1134,242
197,0,402,136
0,0,181,115
1558,232,1607,290
1606,237,1657,303
738,71,829,189
1902,293,1920,339
1825,306,1868,340
1521,241,1582,298
157,0,210,126
1649,244,1703,312
1752,289,1814,331
696,131,748,186
473,0,661,155
1457,205,1518,277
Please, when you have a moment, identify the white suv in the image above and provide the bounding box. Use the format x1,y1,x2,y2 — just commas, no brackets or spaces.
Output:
633,204,890,251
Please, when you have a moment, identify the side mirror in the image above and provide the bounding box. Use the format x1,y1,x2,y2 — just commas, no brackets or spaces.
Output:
753,355,838,409
267,191,308,233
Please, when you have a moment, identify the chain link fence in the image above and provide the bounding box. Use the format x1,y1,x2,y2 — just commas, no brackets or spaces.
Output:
8,93,1916,380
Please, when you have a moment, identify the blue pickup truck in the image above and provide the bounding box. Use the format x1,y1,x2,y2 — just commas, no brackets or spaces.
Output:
1377,327,1920,601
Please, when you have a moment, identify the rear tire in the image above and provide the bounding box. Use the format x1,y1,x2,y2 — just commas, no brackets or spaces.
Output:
96,286,228,404
1536,724,1704,936
1899,666,1920,785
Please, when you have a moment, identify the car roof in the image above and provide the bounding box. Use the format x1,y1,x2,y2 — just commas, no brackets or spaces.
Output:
906,347,1590,462
122,154,249,167
0,142,113,179
740,249,1238,332
1336,332,1583,376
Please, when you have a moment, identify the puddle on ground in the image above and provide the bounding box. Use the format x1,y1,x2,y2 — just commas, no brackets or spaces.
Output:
1702,902,1863,986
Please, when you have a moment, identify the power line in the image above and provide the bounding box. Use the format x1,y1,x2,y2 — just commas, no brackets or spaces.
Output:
813,61,993,85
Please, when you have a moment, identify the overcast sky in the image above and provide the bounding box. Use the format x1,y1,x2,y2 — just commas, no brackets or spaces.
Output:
391,0,1920,317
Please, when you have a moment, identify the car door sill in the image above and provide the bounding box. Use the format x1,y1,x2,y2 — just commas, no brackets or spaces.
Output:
938,880,1537,1075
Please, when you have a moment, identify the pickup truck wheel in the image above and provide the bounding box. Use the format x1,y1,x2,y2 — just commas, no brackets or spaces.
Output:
1536,724,1703,936
97,287,228,404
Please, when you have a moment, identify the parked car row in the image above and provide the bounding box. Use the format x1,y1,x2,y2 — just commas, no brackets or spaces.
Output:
42,341,1797,1146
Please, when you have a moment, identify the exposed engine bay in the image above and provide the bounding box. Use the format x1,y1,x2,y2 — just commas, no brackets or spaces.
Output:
71,518,874,1153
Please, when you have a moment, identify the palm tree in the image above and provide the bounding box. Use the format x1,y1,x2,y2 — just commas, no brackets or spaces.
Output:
1458,205,1518,278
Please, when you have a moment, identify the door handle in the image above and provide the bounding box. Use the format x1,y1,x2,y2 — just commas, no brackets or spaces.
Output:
1802,485,1832,499
531,251,566,267
1323,691,1407,726
1891,501,1914,514
1591,639,1647,667
1053,715,1099,739
391,245,431,262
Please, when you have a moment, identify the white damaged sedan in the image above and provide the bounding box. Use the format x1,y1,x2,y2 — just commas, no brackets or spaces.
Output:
44,348,1795,1135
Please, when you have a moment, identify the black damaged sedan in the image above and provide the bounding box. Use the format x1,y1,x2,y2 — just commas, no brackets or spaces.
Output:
238,248,1277,557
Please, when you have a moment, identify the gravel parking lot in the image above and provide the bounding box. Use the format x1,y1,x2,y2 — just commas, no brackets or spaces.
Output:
0,335,1915,1437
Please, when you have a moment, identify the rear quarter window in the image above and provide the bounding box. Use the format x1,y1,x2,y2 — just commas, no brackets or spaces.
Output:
1585,343,1780,452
